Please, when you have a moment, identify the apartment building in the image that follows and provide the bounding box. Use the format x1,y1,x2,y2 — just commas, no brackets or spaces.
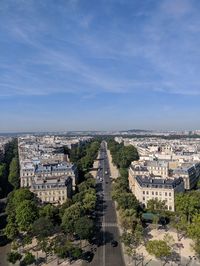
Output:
129,163,150,192
35,162,78,188
145,161,169,177
31,176,72,205
20,161,35,187
21,162,78,189
173,162,200,190
132,175,184,211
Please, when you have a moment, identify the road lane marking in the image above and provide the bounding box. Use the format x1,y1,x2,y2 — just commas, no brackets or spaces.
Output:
102,222,118,227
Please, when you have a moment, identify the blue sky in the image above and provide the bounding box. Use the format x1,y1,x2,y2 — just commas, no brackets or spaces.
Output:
0,0,200,132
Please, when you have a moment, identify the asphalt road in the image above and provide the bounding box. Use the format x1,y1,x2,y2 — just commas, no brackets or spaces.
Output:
83,141,125,266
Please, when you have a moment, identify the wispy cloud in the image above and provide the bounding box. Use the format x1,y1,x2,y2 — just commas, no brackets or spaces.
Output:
1,0,200,97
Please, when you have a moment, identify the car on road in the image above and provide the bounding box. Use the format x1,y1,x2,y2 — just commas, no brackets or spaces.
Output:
111,240,118,247
82,251,94,263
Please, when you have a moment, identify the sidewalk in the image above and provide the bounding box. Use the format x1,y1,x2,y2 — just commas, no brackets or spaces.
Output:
89,152,100,178
106,148,119,179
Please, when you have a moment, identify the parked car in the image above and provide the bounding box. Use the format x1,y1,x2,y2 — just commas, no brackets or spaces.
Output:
82,251,94,263
111,240,118,247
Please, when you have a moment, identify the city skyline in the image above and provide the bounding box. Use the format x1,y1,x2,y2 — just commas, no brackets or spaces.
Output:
1,0,200,131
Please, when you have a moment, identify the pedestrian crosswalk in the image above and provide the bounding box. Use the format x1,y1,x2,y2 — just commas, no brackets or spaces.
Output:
102,222,118,227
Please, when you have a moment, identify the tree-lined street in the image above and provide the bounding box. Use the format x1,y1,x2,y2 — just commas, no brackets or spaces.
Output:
83,141,125,266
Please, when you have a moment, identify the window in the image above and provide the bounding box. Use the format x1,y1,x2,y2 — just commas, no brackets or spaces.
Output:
152,191,154,195
165,192,167,196
159,192,162,196
143,197,145,201
169,206,172,210
156,192,158,195
146,191,149,195
143,191,145,195
169,192,171,197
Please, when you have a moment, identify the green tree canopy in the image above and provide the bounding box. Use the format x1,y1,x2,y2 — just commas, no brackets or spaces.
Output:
147,198,167,213
117,192,139,211
32,217,54,240
175,192,200,223
62,203,83,234
16,200,38,232
146,240,171,258
8,157,19,189
20,252,35,266
74,216,94,240
7,251,22,264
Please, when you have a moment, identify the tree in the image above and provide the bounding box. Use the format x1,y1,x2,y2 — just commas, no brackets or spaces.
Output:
20,252,35,266
32,217,54,240
117,192,139,210
8,157,19,189
163,233,175,248
16,200,38,231
175,192,200,223
53,237,82,260
83,191,96,211
39,204,60,225
6,188,35,216
121,231,134,247
188,213,200,255
119,208,138,231
107,140,139,168
74,216,94,240
53,235,70,258
133,223,144,246
147,198,167,213
62,203,83,234
4,220,19,240
59,199,73,217
0,163,7,197
146,240,171,259
70,246,82,259
7,252,22,264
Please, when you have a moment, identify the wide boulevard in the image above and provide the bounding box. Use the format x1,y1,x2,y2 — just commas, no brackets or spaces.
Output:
83,141,125,266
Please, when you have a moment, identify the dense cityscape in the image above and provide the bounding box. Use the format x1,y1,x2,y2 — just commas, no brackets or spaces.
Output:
0,132,200,265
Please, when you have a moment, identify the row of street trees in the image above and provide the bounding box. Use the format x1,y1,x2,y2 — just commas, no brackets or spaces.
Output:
64,140,100,181
107,139,177,262
0,138,19,198
107,139,144,257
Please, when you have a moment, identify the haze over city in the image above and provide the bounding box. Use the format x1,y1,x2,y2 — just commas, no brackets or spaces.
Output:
1,0,200,131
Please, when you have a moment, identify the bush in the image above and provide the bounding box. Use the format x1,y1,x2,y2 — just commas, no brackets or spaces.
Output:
20,252,35,266
7,252,22,264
